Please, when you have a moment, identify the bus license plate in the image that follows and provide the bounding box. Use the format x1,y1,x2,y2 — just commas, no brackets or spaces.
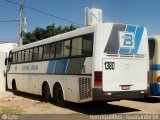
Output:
121,85,130,90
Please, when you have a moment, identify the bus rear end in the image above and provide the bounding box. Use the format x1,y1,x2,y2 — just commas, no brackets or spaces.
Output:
93,23,149,101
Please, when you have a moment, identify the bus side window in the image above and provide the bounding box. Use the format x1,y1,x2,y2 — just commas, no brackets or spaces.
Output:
63,40,70,57
71,34,93,57
43,44,50,60
33,47,39,61
82,34,93,56
56,42,63,58
25,49,29,62
71,37,82,56
38,46,43,60
12,53,16,63
21,51,25,62
29,48,33,62
56,40,70,58
82,39,93,56
18,51,22,63
50,43,55,59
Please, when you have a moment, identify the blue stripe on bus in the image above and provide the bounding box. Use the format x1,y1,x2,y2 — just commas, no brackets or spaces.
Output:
119,49,130,54
54,59,68,74
126,25,137,32
130,27,144,54
119,25,136,54
47,60,56,73
150,83,160,96
150,64,160,71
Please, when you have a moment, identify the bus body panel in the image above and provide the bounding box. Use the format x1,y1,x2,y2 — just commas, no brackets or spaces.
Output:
7,57,93,103
8,58,92,75
102,58,148,92
8,74,92,103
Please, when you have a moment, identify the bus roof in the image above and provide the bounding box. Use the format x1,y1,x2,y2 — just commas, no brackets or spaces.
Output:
12,22,146,52
12,24,96,52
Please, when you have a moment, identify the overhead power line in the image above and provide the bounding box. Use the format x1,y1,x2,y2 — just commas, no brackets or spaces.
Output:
25,5,84,27
4,0,19,5
0,38,18,41
3,0,84,26
0,19,18,23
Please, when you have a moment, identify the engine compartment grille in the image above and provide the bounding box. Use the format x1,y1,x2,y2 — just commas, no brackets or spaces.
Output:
79,77,92,100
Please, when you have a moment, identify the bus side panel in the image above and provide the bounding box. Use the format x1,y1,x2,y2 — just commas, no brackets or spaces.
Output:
8,74,93,103
7,57,93,103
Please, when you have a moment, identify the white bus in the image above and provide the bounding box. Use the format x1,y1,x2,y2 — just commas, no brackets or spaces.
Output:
148,35,160,96
6,23,149,106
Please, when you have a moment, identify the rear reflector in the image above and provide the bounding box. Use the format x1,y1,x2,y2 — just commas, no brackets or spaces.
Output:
94,71,102,87
102,92,107,96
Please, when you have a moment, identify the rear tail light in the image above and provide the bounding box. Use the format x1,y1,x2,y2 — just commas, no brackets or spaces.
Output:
157,76,160,82
94,71,102,87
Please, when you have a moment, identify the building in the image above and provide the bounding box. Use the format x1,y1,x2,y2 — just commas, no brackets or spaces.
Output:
0,42,17,92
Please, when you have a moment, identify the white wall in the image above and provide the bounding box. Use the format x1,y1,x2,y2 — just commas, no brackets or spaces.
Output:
0,42,17,52
0,51,6,92
0,42,17,91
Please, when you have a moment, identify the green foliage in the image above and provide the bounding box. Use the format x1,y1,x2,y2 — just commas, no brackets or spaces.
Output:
23,24,77,44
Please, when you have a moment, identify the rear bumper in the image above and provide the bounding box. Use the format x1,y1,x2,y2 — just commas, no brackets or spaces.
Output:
92,88,147,101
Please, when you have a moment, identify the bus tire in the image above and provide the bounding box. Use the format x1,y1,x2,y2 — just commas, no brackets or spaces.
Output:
54,83,67,107
12,80,18,95
42,82,51,102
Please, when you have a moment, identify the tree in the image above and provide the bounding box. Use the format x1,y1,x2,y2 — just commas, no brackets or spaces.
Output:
23,24,77,44
45,24,56,38
55,25,63,35
23,32,32,44
32,27,46,41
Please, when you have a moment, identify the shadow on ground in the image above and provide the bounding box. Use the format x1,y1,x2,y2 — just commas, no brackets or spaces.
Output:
132,96,160,103
65,102,140,115
7,91,140,115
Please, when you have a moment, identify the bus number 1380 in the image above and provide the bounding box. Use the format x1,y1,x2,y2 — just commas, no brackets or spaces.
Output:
104,61,115,70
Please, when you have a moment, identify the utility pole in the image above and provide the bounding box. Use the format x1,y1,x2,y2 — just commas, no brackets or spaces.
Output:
19,0,23,46
24,17,27,33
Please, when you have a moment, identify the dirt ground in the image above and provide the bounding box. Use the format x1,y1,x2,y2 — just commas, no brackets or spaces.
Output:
0,91,160,119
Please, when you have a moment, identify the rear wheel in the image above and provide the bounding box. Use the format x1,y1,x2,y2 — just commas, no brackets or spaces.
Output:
54,84,67,107
42,83,51,102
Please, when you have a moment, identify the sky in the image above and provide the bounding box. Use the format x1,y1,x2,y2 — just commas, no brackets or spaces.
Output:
0,0,160,42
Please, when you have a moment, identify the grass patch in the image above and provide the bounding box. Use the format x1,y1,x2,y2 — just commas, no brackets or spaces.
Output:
0,106,23,115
